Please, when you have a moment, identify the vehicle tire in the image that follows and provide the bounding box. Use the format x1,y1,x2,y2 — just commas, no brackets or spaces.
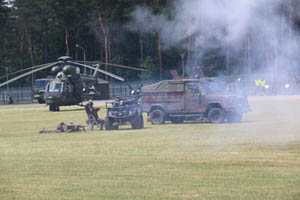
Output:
105,117,113,130
149,109,165,125
37,98,45,104
49,105,55,112
139,115,144,129
131,114,143,129
170,117,184,124
226,112,243,123
113,124,119,130
131,116,139,129
207,107,225,124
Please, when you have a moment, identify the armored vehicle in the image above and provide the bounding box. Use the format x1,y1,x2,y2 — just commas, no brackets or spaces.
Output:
141,78,250,124
105,87,144,130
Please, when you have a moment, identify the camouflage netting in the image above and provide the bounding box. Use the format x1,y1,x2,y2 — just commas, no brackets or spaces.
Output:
141,80,185,93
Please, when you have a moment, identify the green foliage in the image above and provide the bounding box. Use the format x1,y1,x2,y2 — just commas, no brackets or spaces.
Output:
140,56,158,79
1,0,300,84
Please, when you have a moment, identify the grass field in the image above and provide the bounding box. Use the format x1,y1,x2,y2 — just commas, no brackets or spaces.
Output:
1,96,300,200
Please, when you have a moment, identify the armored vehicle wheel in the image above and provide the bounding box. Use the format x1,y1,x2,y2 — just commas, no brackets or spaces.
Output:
170,117,184,124
207,107,225,124
226,112,243,123
149,109,165,125
105,117,113,130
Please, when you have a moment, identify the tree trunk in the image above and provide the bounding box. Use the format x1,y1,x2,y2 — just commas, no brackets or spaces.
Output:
75,28,80,60
43,19,49,63
139,35,144,79
23,16,35,99
97,9,109,80
186,33,191,67
226,45,230,73
157,31,162,80
107,27,111,63
65,26,70,56
23,17,35,67
20,29,25,70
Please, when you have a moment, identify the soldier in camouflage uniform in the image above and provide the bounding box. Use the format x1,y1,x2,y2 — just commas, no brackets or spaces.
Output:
39,122,86,133
66,122,86,132
85,101,104,131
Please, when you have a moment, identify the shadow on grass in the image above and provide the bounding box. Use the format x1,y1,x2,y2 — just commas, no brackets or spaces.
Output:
59,108,86,112
161,120,256,125
44,108,86,112
106,127,152,131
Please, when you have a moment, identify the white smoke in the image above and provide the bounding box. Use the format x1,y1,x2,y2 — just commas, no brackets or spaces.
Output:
130,0,300,79
130,0,300,146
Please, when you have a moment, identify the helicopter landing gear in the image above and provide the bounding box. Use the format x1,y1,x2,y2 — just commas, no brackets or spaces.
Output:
49,105,60,112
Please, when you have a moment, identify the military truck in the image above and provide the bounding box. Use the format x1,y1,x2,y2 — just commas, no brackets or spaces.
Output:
141,78,250,124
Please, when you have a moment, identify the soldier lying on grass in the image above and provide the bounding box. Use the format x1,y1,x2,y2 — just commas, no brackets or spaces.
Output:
39,122,86,134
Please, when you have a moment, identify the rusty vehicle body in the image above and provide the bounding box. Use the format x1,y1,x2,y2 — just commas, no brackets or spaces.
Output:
141,78,251,124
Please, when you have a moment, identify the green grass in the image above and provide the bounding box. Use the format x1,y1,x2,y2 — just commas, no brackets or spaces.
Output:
1,97,300,200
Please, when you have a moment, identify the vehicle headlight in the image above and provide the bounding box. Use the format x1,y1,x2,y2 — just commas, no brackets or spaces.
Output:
108,111,113,116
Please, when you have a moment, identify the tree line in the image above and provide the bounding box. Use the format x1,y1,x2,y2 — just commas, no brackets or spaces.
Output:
1,0,300,84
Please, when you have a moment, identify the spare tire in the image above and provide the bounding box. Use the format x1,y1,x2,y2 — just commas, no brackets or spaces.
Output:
149,109,165,125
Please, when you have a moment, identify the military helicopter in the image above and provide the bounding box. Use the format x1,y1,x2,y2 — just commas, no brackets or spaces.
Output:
0,56,146,111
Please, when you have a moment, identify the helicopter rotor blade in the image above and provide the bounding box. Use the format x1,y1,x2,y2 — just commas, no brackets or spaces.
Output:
69,61,125,82
92,64,100,77
0,62,59,88
77,61,148,72
0,62,57,80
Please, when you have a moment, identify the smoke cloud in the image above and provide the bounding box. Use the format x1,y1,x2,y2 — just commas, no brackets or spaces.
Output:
130,0,300,79
130,0,300,146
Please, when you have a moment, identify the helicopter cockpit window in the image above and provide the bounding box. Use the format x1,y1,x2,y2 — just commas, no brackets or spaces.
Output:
48,82,64,92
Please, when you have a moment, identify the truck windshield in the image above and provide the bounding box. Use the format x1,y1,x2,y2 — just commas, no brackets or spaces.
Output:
48,82,63,92
202,81,225,93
